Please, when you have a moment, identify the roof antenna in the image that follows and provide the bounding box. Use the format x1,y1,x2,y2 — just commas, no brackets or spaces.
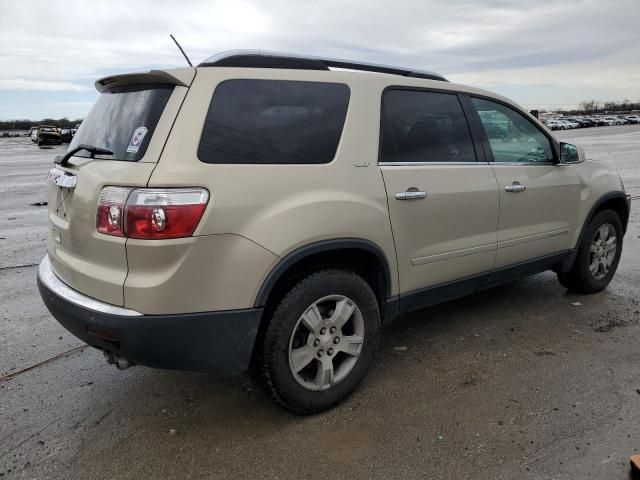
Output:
169,34,193,67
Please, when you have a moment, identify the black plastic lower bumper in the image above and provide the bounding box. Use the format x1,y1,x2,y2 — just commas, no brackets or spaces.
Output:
38,136,61,144
37,275,263,375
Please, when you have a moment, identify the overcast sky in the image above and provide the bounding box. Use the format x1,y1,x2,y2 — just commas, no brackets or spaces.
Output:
1,0,638,120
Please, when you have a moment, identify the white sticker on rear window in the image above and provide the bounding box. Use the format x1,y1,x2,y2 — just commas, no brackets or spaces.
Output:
127,126,148,153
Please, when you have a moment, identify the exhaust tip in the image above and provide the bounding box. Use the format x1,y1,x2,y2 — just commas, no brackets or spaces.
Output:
102,349,134,370
115,356,132,370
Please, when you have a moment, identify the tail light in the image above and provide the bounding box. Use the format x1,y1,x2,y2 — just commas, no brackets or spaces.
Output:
125,189,209,239
96,187,209,239
97,187,130,236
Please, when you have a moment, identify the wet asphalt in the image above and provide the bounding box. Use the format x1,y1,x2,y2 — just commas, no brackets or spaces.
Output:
1,126,639,479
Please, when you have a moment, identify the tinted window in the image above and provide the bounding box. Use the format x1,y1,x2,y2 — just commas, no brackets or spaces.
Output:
471,97,554,163
198,80,350,164
69,84,173,161
380,90,476,163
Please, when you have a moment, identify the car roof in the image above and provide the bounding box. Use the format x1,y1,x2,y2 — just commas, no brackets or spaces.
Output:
198,50,449,82
97,51,543,129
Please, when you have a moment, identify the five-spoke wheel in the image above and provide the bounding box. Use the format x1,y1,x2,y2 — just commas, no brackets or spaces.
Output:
558,209,623,293
288,295,364,391
588,223,617,280
260,269,380,414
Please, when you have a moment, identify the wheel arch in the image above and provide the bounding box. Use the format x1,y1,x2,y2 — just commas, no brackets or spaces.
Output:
576,191,630,247
249,238,395,373
254,238,393,314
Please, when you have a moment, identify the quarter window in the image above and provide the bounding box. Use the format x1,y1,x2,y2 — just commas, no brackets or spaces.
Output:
471,97,554,163
380,90,477,163
198,80,350,164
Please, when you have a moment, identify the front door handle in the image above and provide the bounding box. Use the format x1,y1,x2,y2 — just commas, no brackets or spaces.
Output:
505,182,526,193
395,190,427,200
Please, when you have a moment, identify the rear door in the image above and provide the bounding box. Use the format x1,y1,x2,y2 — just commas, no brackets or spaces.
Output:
467,96,580,268
379,88,499,306
46,72,193,305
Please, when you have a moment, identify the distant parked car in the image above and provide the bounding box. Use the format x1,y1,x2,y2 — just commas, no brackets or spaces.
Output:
566,118,587,127
575,118,593,127
602,117,622,126
595,117,614,126
557,119,579,129
35,126,62,146
60,129,74,143
625,115,640,124
546,120,563,130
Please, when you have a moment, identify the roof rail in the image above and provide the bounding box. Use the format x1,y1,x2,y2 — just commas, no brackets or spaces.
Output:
198,50,448,82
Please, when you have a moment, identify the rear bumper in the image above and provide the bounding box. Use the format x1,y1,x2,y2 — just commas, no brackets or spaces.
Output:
37,256,262,374
38,136,60,144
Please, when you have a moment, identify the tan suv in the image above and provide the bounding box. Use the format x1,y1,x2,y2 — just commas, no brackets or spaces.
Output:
38,50,630,414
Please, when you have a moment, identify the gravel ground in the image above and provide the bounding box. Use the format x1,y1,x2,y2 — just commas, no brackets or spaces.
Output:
1,126,639,479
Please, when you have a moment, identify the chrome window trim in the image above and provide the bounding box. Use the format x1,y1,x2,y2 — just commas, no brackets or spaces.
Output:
38,256,142,317
488,162,557,167
379,161,486,166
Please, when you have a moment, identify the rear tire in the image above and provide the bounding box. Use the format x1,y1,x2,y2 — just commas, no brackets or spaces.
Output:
260,269,380,414
558,209,623,293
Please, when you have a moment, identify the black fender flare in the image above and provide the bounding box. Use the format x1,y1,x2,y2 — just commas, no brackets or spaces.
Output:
560,191,630,273
253,238,393,308
576,191,630,247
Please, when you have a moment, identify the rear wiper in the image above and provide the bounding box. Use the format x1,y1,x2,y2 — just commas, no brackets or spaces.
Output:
54,144,113,166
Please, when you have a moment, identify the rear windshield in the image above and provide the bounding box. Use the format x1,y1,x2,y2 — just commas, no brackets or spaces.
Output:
198,80,350,164
69,84,173,161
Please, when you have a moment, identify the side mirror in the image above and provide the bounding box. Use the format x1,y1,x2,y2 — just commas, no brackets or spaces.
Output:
560,142,585,164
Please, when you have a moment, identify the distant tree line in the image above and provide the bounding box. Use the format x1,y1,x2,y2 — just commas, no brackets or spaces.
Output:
0,118,82,131
570,99,640,115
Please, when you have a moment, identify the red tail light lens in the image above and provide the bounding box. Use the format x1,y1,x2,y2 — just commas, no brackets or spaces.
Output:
96,187,209,239
124,189,209,239
96,187,131,236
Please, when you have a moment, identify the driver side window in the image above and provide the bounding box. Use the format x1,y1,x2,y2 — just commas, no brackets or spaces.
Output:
471,97,554,163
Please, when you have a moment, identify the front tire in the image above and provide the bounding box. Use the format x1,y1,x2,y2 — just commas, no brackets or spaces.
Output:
260,269,380,414
558,209,623,293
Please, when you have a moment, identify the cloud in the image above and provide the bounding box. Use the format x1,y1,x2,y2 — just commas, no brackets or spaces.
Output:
0,79,90,91
0,0,638,118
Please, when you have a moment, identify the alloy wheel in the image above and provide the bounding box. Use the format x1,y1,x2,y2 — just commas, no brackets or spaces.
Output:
288,295,364,391
589,223,617,280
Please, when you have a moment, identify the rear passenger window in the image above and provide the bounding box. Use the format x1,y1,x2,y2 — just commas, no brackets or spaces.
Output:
198,80,350,164
380,90,476,163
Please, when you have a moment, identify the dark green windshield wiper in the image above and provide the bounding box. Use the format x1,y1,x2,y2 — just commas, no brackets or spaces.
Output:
54,144,113,166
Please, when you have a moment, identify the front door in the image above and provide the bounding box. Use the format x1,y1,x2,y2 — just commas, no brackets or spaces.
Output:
469,97,581,268
379,89,500,302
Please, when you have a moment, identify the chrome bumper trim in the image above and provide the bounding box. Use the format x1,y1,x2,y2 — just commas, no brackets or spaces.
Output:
38,256,142,317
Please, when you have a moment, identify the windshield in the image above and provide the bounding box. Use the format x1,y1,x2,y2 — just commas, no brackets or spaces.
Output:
69,84,174,161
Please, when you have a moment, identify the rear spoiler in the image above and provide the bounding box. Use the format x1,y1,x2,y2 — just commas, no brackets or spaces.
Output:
95,68,195,93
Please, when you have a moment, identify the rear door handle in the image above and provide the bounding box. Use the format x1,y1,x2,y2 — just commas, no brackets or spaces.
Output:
505,183,526,193
395,190,427,200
